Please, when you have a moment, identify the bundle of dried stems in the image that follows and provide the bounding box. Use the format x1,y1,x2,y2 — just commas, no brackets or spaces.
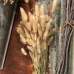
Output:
0,0,14,5
16,0,58,74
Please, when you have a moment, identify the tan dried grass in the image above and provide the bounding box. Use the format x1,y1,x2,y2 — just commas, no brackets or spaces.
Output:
16,0,58,74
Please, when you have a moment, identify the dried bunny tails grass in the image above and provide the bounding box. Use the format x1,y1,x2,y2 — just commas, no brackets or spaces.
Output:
20,8,28,22
16,0,58,74
21,48,27,56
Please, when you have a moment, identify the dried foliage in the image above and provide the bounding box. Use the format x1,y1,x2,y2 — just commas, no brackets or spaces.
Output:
0,0,14,5
16,0,58,74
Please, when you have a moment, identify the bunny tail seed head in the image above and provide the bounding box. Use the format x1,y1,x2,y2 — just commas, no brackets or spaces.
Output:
20,7,28,22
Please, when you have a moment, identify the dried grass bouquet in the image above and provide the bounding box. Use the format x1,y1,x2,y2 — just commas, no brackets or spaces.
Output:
16,0,58,74
0,0,14,5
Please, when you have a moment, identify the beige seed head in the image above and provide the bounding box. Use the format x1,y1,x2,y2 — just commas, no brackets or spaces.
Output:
20,7,28,22
27,45,33,52
39,4,45,16
24,0,29,3
34,3,39,17
23,27,31,39
32,16,37,33
46,18,52,30
16,25,23,34
51,0,58,13
20,34,26,44
21,48,27,56
37,37,41,54
43,18,52,40
37,23,42,38
26,22,31,31
26,38,34,46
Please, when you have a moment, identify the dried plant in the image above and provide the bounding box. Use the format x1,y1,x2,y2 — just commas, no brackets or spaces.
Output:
16,0,58,74
0,0,14,5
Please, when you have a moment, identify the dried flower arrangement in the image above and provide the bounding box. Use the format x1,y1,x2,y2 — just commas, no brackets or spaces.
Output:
0,0,14,5
16,0,58,74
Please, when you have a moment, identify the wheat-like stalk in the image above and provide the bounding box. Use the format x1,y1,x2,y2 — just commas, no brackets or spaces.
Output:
16,0,58,74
